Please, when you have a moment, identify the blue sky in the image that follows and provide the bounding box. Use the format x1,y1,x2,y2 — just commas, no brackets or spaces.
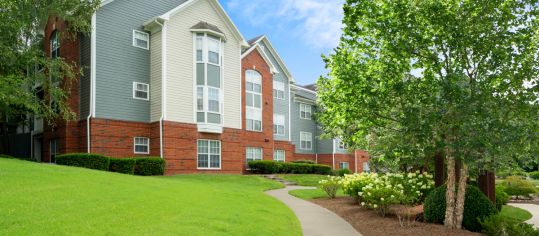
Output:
221,0,345,86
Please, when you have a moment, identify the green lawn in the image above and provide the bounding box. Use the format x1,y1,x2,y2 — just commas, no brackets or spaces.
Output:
499,205,533,223
277,174,328,186
289,188,345,200
0,158,301,235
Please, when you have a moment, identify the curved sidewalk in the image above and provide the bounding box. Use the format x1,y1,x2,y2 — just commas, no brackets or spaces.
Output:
266,185,362,236
508,203,539,228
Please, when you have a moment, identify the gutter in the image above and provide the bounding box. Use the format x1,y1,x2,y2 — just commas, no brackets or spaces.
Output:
332,139,335,169
87,13,96,153
354,150,358,173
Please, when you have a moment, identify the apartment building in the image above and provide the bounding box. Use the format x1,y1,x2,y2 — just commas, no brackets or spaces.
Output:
23,0,369,174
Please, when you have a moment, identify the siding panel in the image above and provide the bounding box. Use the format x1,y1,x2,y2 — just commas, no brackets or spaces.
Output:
150,32,162,122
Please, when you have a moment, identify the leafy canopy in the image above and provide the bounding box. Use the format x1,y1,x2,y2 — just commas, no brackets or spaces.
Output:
317,0,539,172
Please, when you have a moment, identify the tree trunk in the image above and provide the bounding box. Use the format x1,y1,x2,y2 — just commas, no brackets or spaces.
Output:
444,149,456,228
454,163,469,229
434,151,445,187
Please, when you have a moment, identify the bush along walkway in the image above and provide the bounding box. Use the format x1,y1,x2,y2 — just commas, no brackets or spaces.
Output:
509,203,539,228
265,175,361,236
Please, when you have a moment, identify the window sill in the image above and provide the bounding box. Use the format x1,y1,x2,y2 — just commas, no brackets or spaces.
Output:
197,167,222,170
246,129,263,133
197,123,223,134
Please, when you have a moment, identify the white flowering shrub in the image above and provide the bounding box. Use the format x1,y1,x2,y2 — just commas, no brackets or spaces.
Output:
386,171,435,204
341,172,378,200
359,175,401,216
318,176,342,198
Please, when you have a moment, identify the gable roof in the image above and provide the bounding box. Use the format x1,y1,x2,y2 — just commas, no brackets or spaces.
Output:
241,44,278,74
159,0,249,47
248,35,295,83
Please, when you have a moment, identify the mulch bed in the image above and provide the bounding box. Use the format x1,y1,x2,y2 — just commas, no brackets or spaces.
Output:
311,197,483,236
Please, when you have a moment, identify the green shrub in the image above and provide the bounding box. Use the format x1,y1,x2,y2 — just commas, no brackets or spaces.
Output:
311,164,332,175
319,176,341,198
286,163,313,174
497,169,527,178
248,160,281,174
501,176,537,199
291,160,315,164
109,158,136,174
495,185,510,212
480,214,539,236
134,157,165,176
528,171,539,180
337,168,352,176
424,185,497,232
56,153,109,170
359,175,402,217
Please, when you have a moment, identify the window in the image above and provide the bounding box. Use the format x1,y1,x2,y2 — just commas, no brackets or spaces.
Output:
273,150,285,162
273,80,285,99
50,31,60,59
363,162,370,172
50,139,58,163
300,103,312,120
340,162,349,170
133,82,149,100
197,140,221,169
246,147,263,165
134,137,149,154
246,70,262,131
338,140,347,150
300,132,312,150
196,33,222,125
273,113,285,135
133,30,149,49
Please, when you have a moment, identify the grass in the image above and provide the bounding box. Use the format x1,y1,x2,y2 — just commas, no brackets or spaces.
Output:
277,174,328,186
499,205,533,223
0,158,301,235
289,188,346,200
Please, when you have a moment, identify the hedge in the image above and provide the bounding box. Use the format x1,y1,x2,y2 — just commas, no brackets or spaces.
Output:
291,160,316,164
528,171,539,180
248,160,332,175
134,157,165,176
109,158,136,174
495,185,510,212
424,185,497,232
56,153,110,171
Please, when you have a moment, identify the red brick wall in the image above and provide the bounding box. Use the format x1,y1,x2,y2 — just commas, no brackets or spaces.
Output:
274,140,295,162
42,16,84,162
317,151,370,173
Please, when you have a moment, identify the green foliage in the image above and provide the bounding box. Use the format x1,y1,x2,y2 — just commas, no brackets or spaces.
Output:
359,178,401,217
501,176,537,198
497,169,527,179
134,157,165,176
528,171,539,180
318,176,342,198
108,158,136,175
291,160,315,164
480,214,539,236
424,185,498,232
495,185,510,212
248,161,332,175
337,168,352,176
56,153,109,171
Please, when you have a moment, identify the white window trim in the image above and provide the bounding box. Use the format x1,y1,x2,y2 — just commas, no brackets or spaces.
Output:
273,80,285,100
300,131,313,150
132,30,149,50
133,137,150,154
193,32,224,128
133,82,149,101
197,139,222,170
300,103,312,120
273,149,285,162
246,70,263,132
340,162,349,169
246,147,263,163
338,140,347,150
273,113,285,136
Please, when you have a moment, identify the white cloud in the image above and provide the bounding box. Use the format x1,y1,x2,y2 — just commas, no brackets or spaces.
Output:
225,0,344,49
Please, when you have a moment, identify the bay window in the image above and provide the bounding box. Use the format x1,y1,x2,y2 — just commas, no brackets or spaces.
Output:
195,33,222,125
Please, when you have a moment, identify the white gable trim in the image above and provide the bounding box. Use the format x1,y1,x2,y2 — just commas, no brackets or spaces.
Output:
291,84,317,95
251,35,295,83
160,0,249,47
241,45,278,74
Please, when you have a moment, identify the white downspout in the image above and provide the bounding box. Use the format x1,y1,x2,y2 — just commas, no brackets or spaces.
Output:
87,13,96,153
354,150,358,173
155,19,167,158
332,139,335,170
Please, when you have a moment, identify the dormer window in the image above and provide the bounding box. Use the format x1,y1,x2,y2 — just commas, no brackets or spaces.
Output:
195,32,223,125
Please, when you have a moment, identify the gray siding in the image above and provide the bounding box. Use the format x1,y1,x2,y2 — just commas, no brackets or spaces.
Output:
317,128,334,154
95,0,187,122
260,41,290,141
80,34,91,119
290,93,317,154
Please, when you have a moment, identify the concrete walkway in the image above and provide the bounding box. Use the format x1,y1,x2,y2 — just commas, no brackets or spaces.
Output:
266,185,362,236
509,203,539,228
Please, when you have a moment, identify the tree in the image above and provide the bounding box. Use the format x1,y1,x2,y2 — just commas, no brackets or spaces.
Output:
0,0,100,151
317,0,539,229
